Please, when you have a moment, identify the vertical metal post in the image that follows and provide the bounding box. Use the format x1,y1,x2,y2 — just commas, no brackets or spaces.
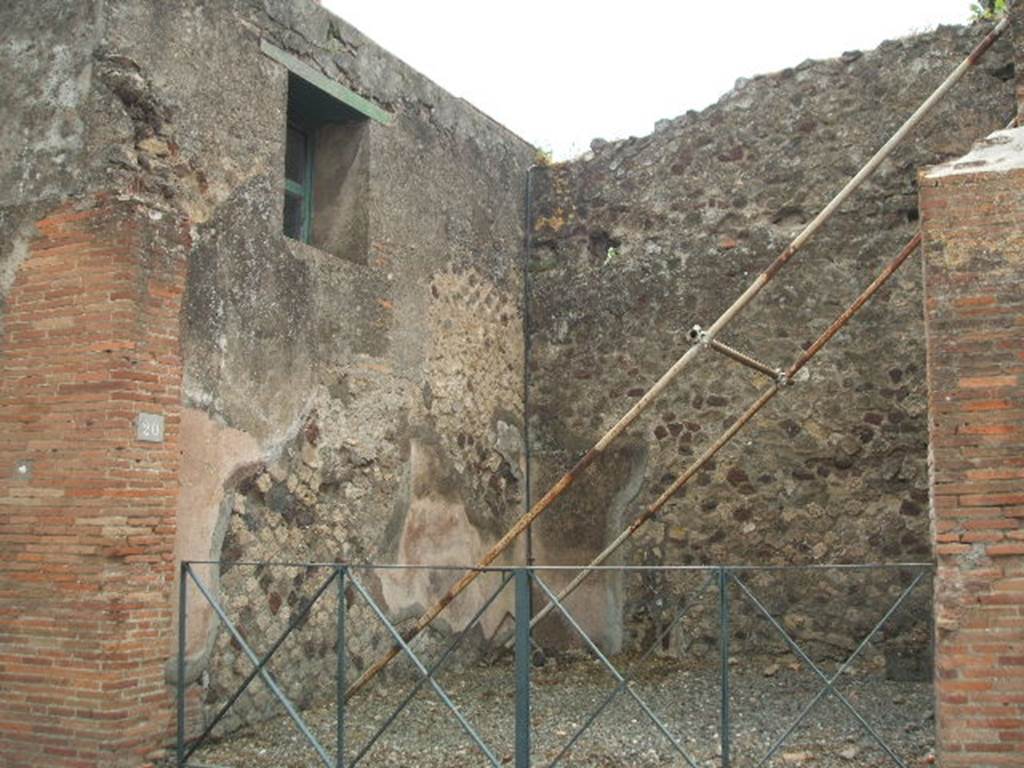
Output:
523,165,535,573
719,568,731,768
514,568,531,768
337,567,347,768
177,562,188,767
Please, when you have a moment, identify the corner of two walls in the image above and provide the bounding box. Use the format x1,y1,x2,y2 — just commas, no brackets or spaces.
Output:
0,194,191,766
524,20,1017,661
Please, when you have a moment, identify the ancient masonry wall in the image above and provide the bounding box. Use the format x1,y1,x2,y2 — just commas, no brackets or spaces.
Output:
526,23,1016,656
0,0,535,759
0,2,1022,766
920,129,1024,768
1016,2,1024,120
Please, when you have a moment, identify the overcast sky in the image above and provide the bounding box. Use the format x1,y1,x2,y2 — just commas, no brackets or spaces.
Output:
324,1,980,158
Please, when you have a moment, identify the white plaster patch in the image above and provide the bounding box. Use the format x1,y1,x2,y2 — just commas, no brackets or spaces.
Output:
378,439,512,638
174,407,263,674
1,220,38,300
925,128,1024,179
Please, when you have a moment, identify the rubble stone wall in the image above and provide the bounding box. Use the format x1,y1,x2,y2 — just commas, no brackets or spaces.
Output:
526,23,1016,658
1015,1,1024,119
1,2,1022,764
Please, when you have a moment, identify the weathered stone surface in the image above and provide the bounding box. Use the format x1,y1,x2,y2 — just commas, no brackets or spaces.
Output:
0,0,100,207
1,0,535,741
94,0,535,731
1014,1,1024,118
1,0,1019,760
184,175,318,442
527,22,1015,654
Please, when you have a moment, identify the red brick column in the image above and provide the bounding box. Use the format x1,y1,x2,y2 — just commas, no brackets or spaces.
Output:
0,198,187,767
920,137,1024,767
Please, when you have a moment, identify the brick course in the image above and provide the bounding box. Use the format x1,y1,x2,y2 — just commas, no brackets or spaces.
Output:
0,198,187,767
920,151,1024,767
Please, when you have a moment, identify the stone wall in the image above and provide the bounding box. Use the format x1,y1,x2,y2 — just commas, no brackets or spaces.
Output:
920,127,1024,768
1015,1,1024,119
169,0,533,729
0,0,535,758
526,23,1016,656
1,2,1022,765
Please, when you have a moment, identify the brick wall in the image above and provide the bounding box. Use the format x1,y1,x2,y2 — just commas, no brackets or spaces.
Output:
920,142,1024,767
0,198,187,767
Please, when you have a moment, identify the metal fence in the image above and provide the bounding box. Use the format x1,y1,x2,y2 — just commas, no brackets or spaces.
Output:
177,561,933,768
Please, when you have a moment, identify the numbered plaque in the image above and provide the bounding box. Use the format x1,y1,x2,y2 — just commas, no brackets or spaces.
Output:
136,412,165,443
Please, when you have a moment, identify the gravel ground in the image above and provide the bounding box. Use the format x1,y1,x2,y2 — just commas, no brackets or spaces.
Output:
180,654,934,768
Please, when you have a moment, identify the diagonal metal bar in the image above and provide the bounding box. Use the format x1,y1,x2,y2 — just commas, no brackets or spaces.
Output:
546,574,716,768
346,572,502,768
343,18,1010,699
752,569,928,768
732,573,910,767
184,567,340,761
350,572,513,767
533,575,700,768
187,567,334,768
511,230,924,647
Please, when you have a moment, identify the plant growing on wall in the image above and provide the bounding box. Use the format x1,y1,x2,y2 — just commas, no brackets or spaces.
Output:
970,0,1009,19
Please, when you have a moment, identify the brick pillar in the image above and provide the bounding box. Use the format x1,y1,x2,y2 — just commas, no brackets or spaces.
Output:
920,132,1024,767
0,198,187,767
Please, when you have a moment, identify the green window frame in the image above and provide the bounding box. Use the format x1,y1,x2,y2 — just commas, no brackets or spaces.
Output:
284,120,315,243
261,40,393,127
262,39,391,247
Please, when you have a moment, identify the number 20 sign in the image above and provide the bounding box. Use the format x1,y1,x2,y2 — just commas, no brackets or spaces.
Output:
136,412,165,443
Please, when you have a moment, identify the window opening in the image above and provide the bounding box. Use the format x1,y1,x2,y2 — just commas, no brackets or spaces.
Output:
263,41,391,261
283,122,313,242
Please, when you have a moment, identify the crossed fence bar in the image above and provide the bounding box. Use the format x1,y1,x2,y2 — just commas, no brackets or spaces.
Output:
177,561,934,768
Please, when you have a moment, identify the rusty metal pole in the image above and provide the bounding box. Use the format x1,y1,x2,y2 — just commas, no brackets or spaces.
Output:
520,233,923,635
346,18,1007,699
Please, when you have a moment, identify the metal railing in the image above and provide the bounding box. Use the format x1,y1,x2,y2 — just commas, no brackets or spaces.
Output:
177,561,933,768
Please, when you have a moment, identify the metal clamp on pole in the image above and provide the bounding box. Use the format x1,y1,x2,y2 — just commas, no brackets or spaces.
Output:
687,324,711,348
